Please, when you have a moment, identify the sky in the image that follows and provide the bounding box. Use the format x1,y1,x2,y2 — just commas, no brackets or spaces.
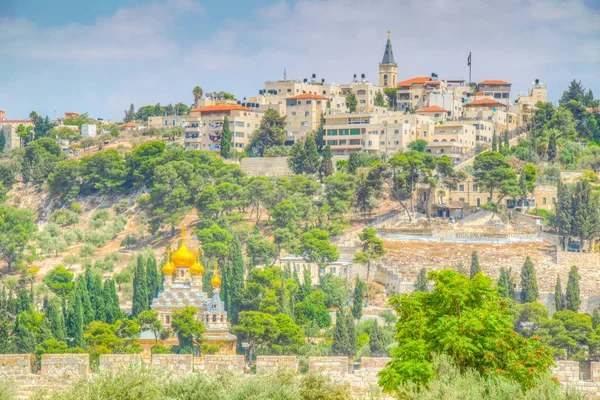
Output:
0,0,599,120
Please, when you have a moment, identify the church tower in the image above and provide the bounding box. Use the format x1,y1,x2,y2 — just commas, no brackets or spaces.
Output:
379,30,397,88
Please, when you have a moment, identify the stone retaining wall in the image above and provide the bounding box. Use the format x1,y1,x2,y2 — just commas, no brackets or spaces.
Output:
309,356,350,376
99,354,144,373
203,355,245,373
551,360,600,398
256,356,296,373
151,354,193,375
0,354,32,376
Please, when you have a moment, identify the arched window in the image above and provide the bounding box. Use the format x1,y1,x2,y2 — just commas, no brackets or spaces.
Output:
166,315,171,324
212,314,217,322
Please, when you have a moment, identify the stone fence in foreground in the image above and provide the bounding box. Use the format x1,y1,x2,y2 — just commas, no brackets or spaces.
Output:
1,354,599,399
0,354,391,399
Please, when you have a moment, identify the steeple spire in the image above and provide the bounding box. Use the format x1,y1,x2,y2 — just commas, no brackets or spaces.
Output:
381,30,396,65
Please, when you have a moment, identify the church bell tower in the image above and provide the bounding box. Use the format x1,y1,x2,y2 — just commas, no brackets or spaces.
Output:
379,30,397,88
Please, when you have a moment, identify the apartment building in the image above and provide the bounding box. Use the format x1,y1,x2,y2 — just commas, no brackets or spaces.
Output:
462,98,518,133
285,94,329,143
515,79,547,125
416,105,449,123
426,123,477,164
322,109,434,156
0,110,32,151
340,78,384,114
476,80,512,105
396,76,433,111
461,120,495,148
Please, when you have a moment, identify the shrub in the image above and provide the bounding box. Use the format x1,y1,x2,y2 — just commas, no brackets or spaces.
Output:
70,203,83,213
113,215,127,232
113,200,129,214
79,244,96,258
50,209,79,226
84,231,108,248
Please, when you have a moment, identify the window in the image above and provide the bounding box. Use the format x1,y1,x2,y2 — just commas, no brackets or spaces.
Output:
380,141,385,145
235,132,244,138
235,121,244,127
166,315,171,324
494,93,502,99
291,112,297,116
327,129,338,136
360,100,366,104
340,129,349,136
350,129,360,135
328,140,337,145
459,184,465,191
543,197,547,205
459,198,465,202
394,129,399,134
287,89,291,93
339,140,347,145
502,93,509,98
473,185,478,192
297,101,302,105
301,121,308,127
164,120,168,126
394,141,399,145
172,120,176,126
304,111,309,117
350,139,361,145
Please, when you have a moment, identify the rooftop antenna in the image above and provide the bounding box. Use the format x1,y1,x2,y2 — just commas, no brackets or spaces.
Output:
283,67,287,80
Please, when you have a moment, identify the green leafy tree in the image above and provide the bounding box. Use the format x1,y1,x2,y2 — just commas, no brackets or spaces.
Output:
136,310,167,344
247,109,287,157
565,266,580,312
299,229,339,279
378,270,553,392
0,205,37,272
348,153,361,174
192,86,203,105
520,257,539,303
43,266,74,298
369,319,387,355
469,251,481,279
353,228,385,293
171,306,205,354
132,254,149,317
384,87,397,109
220,116,232,159
554,274,563,312
319,145,333,180
346,93,358,113
491,132,498,152
80,150,127,194
374,91,385,107
559,80,586,105
407,140,428,152
315,113,326,151
414,268,428,292
473,151,518,205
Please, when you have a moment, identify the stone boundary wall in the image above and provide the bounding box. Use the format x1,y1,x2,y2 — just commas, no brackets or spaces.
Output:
0,354,393,399
551,360,600,398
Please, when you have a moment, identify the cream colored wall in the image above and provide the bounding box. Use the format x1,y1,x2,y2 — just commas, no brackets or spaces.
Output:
286,100,327,141
0,124,26,151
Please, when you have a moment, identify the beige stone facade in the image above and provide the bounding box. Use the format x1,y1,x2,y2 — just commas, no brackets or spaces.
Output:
285,94,328,142
427,123,477,163
477,80,512,104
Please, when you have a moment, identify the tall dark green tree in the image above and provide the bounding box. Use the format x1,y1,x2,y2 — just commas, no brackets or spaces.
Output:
315,113,326,152
16,289,31,314
46,297,66,340
228,235,245,324
565,265,581,312
103,279,123,324
302,135,320,175
14,315,36,354
346,93,358,113
348,153,361,174
66,287,84,348
85,267,105,322
555,181,572,250
503,131,509,147
146,253,159,306
497,267,514,299
331,310,350,356
520,257,539,303
132,254,149,317
469,251,481,279
319,145,333,180
220,116,232,159
75,275,94,325
351,276,366,320
414,268,428,292
345,311,357,358
369,319,386,355
547,129,557,163
572,180,600,251
492,132,498,152
554,275,563,313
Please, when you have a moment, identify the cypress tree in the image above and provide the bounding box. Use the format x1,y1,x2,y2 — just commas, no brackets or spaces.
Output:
331,310,349,356
220,116,232,159
492,132,498,152
221,262,230,313
132,254,149,317
414,268,428,292
315,113,326,152
547,129,557,163
76,276,93,325
146,253,159,306
46,297,66,340
497,267,514,299
14,315,36,354
520,256,539,303
16,288,31,314
229,235,246,324
348,153,361,174
345,311,357,358
369,320,386,355
566,265,581,312
0,307,16,353
592,309,600,330
554,275,564,312
319,145,333,180
66,287,84,348
103,279,123,324
351,276,365,320
85,267,105,321
556,182,572,250
469,251,481,279
302,135,320,175
503,131,509,147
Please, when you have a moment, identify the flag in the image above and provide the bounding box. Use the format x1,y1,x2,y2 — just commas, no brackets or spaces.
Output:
467,52,471,66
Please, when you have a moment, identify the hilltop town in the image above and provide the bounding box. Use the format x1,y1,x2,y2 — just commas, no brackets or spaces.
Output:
1,32,600,399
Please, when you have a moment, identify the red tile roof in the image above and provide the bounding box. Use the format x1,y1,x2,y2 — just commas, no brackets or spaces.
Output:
478,80,511,85
287,94,329,100
416,105,448,113
397,77,430,87
189,104,253,113
121,122,138,127
464,98,506,107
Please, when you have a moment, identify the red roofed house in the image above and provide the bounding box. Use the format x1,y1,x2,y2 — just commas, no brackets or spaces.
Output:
477,80,511,105
396,74,449,112
416,105,449,123
462,98,518,133
285,94,330,143
120,122,140,132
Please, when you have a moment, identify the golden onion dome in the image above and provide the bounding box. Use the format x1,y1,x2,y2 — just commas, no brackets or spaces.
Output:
161,251,176,275
190,250,204,275
211,265,222,287
171,226,195,268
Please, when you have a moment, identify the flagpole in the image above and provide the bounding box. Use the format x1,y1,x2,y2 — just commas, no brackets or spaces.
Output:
468,52,472,84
